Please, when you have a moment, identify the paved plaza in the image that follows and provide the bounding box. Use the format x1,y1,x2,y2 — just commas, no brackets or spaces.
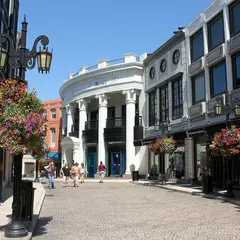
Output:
33,182,240,240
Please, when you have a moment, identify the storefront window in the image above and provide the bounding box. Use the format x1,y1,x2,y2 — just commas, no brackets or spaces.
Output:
149,152,159,177
196,143,207,180
172,146,185,179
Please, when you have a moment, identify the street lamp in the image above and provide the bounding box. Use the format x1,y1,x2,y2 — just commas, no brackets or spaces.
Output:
0,17,52,238
154,118,171,136
214,96,240,198
0,46,7,69
215,97,240,125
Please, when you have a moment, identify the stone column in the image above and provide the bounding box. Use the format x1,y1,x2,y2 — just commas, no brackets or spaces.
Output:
61,107,66,135
168,81,172,120
203,23,210,101
184,137,194,180
95,94,108,165
223,5,233,92
122,89,137,175
77,98,88,163
66,104,73,136
73,145,80,164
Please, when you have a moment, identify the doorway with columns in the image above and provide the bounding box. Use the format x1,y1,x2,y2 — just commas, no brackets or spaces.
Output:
61,136,80,167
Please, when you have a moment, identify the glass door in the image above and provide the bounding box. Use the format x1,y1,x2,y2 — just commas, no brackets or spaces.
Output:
111,152,120,176
87,152,97,178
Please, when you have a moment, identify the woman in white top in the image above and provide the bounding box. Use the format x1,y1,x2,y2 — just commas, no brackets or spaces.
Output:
80,162,86,183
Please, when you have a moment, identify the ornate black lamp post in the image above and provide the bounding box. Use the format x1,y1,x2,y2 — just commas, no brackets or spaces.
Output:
0,17,52,238
214,97,240,197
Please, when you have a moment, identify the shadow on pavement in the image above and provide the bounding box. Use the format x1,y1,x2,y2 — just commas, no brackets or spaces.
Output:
33,216,53,237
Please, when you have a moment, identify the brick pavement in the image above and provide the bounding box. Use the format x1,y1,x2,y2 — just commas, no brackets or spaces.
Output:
33,182,240,240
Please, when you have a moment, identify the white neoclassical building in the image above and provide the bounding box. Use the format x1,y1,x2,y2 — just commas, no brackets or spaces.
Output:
60,53,148,178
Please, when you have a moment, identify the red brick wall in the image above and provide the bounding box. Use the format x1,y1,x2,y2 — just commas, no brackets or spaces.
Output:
42,99,62,153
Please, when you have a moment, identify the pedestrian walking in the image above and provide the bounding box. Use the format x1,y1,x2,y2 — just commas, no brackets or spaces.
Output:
45,160,56,190
71,163,79,187
61,163,71,187
79,162,86,183
98,161,106,183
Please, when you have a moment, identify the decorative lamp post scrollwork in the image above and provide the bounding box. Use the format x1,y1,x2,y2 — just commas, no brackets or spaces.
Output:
0,16,53,238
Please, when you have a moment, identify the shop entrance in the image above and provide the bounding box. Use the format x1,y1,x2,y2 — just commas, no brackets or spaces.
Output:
110,152,126,176
107,143,125,177
87,152,97,178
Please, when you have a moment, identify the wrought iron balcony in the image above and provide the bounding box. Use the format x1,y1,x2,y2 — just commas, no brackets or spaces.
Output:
69,123,79,137
104,117,126,142
106,117,126,128
83,120,98,143
85,120,98,130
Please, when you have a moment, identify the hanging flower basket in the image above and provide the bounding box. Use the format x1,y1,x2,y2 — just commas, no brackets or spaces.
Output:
209,125,240,157
0,79,47,155
148,136,176,155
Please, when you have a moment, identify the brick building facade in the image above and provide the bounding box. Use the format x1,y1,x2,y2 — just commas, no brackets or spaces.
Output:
43,99,63,175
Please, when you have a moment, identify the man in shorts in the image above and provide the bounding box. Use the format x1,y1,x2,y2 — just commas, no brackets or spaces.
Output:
98,161,106,183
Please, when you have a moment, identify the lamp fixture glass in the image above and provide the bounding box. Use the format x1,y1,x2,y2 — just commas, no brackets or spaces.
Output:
37,46,53,73
0,46,7,69
234,104,240,117
215,103,222,116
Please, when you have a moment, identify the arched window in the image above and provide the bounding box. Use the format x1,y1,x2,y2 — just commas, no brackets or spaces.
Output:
51,128,56,147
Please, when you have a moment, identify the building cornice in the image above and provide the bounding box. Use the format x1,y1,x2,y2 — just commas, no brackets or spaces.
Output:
144,31,185,66
60,64,143,98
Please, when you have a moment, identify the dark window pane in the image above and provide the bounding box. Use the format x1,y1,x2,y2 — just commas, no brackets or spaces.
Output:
149,91,156,126
208,14,224,50
159,85,168,122
192,74,205,104
210,62,227,97
191,30,204,62
172,78,183,120
233,54,240,89
230,1,240,36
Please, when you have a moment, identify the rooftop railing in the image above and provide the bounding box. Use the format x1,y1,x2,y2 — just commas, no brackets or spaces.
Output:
68,53,144,79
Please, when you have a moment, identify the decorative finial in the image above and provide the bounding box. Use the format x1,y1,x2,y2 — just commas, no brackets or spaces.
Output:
24,14,27,21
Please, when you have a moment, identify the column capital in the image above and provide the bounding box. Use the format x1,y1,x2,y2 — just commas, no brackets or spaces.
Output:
122,89,138,104
76,98,89,111
95,94,108,107
65,104,71,114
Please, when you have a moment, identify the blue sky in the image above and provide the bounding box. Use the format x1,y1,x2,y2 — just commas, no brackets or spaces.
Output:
19,0,215,101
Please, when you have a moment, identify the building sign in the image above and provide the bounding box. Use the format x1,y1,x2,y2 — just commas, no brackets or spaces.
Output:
188,129,206,136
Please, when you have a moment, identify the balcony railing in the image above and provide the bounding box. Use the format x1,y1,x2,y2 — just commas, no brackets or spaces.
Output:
135,116,142,126
85,120,98,130
106,117,126,128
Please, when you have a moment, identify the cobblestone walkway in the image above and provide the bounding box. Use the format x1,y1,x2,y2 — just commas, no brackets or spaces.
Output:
33,182,240,240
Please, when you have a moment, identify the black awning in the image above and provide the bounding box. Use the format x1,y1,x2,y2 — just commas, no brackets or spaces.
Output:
140,136,157,145
173,131,187,140
133,140,142,146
